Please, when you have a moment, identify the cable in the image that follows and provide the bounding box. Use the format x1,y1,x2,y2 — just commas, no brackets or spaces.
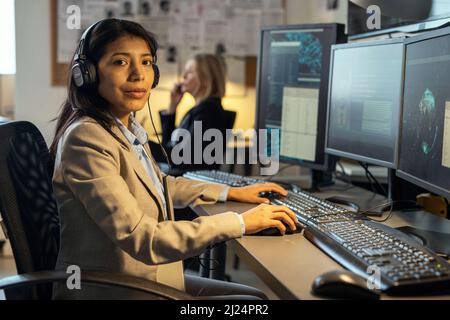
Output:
359,161,377,194
360,200,419,223
336,161,352,185
359,161,388,197
360,200,394,222
147,97,172,171
332,160,356,191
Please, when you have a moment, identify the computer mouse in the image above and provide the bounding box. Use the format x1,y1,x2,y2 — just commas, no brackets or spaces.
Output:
255,222,303,236
311,270,380,300
258,191,283,201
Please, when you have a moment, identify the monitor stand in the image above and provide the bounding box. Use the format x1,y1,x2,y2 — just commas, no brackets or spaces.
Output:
326,168,422,216
309,169,335,191
383,169,423,212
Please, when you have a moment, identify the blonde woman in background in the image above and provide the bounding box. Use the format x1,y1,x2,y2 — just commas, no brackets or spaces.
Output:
149,53,231,173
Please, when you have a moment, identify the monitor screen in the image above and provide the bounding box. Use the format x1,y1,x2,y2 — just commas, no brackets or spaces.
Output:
398,28,450,198
256,24,344,171
326,40,404,168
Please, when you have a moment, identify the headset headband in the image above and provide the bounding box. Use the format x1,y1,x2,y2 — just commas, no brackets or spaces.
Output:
74,20,109,62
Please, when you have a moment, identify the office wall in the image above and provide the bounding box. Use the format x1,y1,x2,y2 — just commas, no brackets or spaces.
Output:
0,74,15,118
286,0,348,25
14,0,347,144
15,0,66,143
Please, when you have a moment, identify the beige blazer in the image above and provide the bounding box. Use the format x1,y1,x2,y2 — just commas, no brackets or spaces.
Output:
52,117,242,299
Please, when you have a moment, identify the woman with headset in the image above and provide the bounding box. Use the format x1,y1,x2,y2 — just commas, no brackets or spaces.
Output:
49,19,298,299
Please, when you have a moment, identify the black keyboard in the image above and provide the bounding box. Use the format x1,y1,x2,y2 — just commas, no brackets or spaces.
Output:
184,170,450,295
183,170,265,187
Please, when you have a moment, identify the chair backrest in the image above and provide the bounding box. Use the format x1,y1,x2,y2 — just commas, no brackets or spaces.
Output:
223,110,236,130
0,121,60,299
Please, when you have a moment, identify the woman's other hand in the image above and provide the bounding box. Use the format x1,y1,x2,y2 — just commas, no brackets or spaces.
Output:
167,83,184,114
227,183,288,204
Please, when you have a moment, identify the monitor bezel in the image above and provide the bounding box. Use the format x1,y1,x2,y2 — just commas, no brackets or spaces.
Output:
396,26,450,199
324,37,406,169
255,23,345,172
348,8,450,40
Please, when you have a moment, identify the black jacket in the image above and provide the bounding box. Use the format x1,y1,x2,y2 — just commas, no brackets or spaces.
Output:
156,97,229,172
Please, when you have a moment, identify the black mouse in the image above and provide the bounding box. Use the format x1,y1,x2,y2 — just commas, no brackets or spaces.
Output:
258,191,283,201
256,222,303,236
311,270,380,300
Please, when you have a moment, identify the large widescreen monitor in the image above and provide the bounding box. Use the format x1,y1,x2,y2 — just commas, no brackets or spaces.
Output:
326,39,405,169
255,24,345,172
397,27,450,199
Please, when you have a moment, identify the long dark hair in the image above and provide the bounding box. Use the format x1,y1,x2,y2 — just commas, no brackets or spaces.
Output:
49,19,158,159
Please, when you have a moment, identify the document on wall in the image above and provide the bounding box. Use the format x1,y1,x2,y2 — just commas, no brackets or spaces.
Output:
57,0,84,64
226,9,249,57
57,0,118,64
56,0,286,66
245,9,262,56
200,19,229,54
261,8,284,27
182,17,202,49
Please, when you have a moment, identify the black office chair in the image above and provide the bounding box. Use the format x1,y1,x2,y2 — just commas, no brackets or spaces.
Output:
223,110,236,132
0,121,192,300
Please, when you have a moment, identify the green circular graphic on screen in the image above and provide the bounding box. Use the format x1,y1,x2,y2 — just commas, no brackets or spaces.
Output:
418,88,438,155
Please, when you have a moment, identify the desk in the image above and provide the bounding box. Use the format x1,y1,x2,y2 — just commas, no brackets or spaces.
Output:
191,180,450,300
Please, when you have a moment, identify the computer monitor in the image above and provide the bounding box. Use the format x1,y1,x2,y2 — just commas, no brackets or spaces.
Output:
325,39,405,169
255,24,345,177
397,27,450,199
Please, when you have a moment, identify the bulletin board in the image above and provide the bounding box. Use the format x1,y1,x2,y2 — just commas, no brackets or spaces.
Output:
51,0,286,89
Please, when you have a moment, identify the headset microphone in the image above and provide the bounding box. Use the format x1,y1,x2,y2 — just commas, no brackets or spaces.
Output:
147,94,172,220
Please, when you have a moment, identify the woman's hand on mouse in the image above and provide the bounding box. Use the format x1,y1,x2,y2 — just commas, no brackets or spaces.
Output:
167,83,184,114
227,183,288,204
241,204,298,235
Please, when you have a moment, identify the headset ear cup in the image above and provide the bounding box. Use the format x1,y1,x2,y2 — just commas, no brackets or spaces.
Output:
72,60,97,89
152,64,160,89
85,61,98,89
72,63,85,88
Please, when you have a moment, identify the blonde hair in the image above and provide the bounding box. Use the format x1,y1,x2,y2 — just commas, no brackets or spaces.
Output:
192,53,227,102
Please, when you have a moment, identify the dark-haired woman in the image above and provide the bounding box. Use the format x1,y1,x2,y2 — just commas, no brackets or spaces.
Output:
50,19,297,299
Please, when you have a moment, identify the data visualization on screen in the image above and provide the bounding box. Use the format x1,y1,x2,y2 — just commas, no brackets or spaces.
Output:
256,24,344,170
398,29,450,198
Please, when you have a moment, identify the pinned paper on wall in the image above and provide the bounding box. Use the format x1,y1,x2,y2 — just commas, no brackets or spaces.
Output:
53,0,285,87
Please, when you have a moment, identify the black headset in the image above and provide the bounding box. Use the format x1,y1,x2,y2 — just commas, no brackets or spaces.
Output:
72,19,160,90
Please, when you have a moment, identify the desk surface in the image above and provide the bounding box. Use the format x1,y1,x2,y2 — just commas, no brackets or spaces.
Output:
192,181,450,300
